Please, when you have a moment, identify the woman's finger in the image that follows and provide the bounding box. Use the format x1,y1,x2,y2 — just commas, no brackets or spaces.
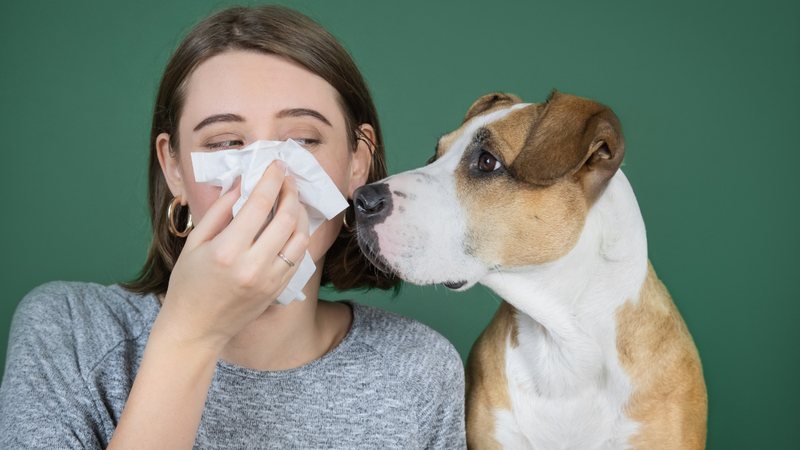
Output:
251,176,307,266
273,202,310,275
217,161,285,250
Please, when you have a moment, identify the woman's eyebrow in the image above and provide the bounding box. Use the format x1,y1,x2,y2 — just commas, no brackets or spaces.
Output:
193,113,245,132
276,108,332,127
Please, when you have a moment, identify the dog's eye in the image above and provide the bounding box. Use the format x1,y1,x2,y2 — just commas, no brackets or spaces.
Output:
477,151,501,172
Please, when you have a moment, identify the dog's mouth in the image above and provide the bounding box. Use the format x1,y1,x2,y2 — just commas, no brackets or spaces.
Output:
356,225,471,289
354,224,397,277
355,219,477,289
442,280,467,290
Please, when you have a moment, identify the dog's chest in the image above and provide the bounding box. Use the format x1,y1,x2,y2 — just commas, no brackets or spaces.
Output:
493,315,639,450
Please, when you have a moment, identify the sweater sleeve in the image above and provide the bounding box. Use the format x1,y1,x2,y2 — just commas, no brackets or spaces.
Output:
0,283,105,449
419,340,467,450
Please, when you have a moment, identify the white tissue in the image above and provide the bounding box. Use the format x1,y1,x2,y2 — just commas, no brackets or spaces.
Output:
191,139,349,305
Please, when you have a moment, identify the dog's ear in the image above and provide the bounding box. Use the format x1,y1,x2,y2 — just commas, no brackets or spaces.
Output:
464,93,522,123
511,91,624,199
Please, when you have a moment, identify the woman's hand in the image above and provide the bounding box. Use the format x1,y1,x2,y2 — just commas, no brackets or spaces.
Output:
110,161,309,449
156,160,310,352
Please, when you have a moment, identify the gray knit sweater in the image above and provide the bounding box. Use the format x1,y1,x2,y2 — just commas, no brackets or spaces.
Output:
0,281,466,449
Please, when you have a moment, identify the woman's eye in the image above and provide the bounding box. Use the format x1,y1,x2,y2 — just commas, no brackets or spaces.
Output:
292,137,321,147
477,150,502,172
206,139,244,150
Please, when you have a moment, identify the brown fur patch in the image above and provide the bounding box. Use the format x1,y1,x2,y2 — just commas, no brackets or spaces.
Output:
616,263,708,449
464,93,523,123
457,168,588,266
466,301,518,449
483,104,543,167
512,92,624,195
456,105,588,267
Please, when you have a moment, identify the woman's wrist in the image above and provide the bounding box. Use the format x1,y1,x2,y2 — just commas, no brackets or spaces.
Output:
109,313,222,449
149,303,231,359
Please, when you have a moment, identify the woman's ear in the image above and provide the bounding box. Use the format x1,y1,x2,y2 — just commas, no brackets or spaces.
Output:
155,132,186,201
347,124,376,198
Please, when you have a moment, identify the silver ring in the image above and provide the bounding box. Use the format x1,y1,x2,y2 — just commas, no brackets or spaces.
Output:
277,252,295,268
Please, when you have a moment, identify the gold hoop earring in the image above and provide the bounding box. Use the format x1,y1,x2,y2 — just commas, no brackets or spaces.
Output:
342,204,354,231
167,196,194,238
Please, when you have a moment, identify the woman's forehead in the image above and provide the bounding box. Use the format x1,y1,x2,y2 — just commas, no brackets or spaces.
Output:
181,50,345,128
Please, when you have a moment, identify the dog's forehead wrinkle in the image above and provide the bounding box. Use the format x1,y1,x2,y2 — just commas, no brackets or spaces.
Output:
474,127,490,143
469,129,497,158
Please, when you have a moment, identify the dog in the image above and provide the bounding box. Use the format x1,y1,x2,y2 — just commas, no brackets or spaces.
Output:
353,91,707,449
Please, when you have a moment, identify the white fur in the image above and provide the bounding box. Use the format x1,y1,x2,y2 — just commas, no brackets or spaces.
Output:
482,171,648,449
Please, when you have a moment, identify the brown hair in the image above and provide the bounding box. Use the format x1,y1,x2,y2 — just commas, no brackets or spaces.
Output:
122,5,399,295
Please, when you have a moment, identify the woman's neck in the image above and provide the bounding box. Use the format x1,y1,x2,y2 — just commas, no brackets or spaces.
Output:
158,269,353,372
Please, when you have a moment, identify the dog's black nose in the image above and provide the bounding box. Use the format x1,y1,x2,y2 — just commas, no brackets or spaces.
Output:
354,183,392,223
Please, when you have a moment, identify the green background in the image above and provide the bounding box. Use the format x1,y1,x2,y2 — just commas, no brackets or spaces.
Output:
1,0,797,448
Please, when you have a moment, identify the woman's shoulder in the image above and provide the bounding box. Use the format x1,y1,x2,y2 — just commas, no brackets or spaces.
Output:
348,302,464,378
11,281,159,364
16,280,158,328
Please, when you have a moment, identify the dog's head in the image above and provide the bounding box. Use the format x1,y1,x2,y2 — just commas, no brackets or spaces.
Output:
353,91,624,290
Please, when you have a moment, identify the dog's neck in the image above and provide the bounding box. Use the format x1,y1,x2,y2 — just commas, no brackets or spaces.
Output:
481,171,649,395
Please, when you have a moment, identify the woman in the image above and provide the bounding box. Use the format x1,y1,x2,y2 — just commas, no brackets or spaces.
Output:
0,6,465,449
